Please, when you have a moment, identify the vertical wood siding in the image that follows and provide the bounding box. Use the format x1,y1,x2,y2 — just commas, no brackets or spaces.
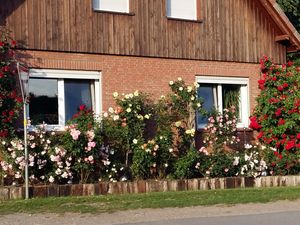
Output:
3,0,287,63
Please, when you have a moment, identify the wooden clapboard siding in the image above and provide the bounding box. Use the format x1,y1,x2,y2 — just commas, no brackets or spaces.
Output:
2,0,288,63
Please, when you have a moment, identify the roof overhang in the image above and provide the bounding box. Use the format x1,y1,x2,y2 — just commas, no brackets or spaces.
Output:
259,0,300,52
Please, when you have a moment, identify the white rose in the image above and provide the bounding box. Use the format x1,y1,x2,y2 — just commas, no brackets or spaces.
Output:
126,108,132,113
169,81,174,85
108,107,114,113
103,112,108,118
49,176,55,183
113,92,119,98
177,77,182,81
133,139,138,144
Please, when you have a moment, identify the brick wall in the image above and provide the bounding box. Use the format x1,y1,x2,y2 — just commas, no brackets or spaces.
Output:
17,50,260,112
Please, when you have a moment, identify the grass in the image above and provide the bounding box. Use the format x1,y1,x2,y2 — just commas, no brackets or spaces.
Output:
1,186,300,215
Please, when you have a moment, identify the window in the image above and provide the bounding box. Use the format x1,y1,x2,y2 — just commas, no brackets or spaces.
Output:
93,0,129,13
196,76,249,129
166,0,199,20
28,69,101,129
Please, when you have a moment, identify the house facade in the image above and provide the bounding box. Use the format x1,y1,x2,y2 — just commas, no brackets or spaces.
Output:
1,0,300,130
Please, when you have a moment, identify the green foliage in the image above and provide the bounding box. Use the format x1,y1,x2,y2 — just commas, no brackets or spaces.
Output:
277,0,300,32
0,27,22,139
57,105,104,183
250,56,300,175
173,148,202,179
102,91,152,181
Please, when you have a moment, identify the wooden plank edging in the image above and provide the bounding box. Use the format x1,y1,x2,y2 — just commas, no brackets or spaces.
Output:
1,176,300,200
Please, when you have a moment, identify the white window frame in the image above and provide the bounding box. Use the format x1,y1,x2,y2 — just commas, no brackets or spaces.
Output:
29,69,102,130
196,76,250,129
93,0,129,13
166,0,197,20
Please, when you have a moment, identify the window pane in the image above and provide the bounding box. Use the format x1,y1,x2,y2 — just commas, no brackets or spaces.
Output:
93,0,129,12
197,84,216,127
167,0,196,20
29,78,58,125
64,80,93,122
222,84,241,121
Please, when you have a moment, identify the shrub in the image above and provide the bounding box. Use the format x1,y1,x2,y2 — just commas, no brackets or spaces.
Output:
102,91,152,180
203,107,240,153
0,28,22,139
0,124,56,185
250,56,300,175
56,105,104,183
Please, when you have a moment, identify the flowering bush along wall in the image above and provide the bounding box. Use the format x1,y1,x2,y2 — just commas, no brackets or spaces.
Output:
1,32,299,185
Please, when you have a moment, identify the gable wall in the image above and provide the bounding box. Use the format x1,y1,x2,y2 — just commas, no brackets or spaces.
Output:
3,0,287,63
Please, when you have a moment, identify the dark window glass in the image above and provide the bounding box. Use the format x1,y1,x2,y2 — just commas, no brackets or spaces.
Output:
64,79,92,122
197,84,216,127
222,84,241,121
29,78,58,124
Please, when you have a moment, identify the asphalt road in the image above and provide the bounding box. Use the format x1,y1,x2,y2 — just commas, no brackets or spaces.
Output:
1,199,300,225
120,211,300,225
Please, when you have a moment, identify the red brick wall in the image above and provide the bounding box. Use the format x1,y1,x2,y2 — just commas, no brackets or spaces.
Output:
18,50,260,113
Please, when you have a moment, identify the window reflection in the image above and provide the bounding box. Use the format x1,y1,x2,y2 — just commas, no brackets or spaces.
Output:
64,79,93,122
197,84,216,126
29,78,58,124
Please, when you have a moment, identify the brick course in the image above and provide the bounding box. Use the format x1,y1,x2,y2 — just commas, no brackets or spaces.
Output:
17,50,260,112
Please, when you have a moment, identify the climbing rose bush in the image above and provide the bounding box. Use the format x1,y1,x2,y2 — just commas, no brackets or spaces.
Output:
250,56,300,175
0,29,22,138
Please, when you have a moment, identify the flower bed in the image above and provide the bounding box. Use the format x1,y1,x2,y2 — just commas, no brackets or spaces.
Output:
1,31,299,194
1,175,300,200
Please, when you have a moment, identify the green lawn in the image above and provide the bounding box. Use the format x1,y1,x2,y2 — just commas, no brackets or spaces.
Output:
1,186,300,214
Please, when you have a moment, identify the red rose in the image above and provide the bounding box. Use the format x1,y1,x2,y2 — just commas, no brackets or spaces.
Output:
0,42,4,47
79,104,86,111
0,72,3,78
16,97,23,103
9,111,14,116
285,140,295,150
283,83,288,88
258,79,265,90
2,66,9,72
257,131,264,139
275,108,281,116
277,86,283,91
278,118,285,126
287,61,294,67
297,133,300,139
249,116,261,130
11,40,16,47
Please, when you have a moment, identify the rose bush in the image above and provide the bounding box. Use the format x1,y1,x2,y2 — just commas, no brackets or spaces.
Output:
0,28,22,139
250,56,300,175
0,124,56,185
56,105,105,183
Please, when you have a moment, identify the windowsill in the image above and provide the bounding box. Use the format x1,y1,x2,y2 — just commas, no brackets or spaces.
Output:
93,9,135,16
196,127,252,132
166,16,203,23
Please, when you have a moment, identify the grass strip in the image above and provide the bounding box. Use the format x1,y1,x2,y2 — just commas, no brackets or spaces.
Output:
1,186,300,215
